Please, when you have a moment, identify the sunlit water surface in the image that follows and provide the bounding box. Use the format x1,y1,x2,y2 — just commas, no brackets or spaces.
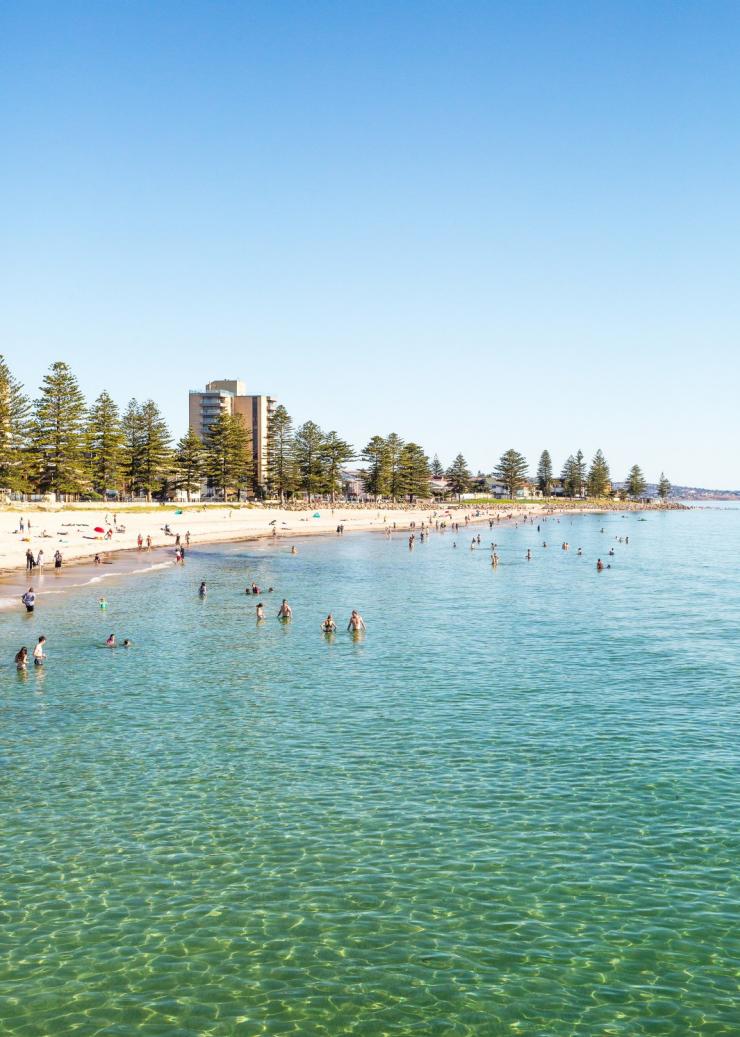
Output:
1,506,738,1035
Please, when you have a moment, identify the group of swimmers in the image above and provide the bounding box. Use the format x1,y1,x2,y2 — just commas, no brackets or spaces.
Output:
15,637,46,670
105,635,133,648
197,581,365,634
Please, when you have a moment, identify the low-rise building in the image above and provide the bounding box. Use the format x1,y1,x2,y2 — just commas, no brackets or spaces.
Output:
341,470,366,499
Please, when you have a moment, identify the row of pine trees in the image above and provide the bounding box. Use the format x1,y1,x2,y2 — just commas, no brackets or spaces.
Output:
0,357,454,502
0,357,669,502
534,448,671,501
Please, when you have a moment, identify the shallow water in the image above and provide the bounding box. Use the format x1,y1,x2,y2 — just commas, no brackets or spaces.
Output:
1,507,738,1035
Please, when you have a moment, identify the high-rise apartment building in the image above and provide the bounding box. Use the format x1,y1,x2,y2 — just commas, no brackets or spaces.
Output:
189,380,275,490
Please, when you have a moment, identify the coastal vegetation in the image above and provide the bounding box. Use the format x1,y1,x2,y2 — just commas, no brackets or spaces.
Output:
0,356,669,503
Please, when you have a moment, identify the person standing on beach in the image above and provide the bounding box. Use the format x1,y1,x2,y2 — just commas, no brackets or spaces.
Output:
146,535,152,550
347,610,366,633
36,549,44,569
54,550,62,570
277,599,292,620
25,548,34,571
21,587,35,613
33,636,46,666
137,534,143,549
20,517,25,533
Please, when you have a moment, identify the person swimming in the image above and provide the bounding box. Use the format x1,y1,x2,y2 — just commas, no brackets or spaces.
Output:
106,634,116,647
99,597,107,610
33,636,46,666
596,558,604,571
277,599,292,620
290,545,298,555
199,581,207,597
321,613,337,633
256,602,265,620
347,610,366,632
15,647,28,671
123,639,132,648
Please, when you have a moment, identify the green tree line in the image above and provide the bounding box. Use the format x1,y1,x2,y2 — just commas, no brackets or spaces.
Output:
0,357,256,501
0,356,669,503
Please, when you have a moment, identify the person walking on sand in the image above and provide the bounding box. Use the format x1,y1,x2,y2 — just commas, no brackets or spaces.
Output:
347,610,366,633
33,636,46,666
15,647,28,671
277,599,292,620
21,587,36,613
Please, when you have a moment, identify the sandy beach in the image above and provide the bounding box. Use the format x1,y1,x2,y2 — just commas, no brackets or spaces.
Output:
0,499,679,610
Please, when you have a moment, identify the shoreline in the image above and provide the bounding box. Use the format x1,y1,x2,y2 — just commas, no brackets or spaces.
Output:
0,500,685,610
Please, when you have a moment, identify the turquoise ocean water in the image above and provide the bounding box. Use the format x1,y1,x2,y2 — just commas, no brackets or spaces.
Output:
1,506,738,1035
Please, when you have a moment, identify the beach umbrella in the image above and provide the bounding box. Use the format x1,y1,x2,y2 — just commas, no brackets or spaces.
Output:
175,509,183,515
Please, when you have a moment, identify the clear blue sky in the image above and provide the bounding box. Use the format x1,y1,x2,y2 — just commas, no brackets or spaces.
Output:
2,1,739,488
